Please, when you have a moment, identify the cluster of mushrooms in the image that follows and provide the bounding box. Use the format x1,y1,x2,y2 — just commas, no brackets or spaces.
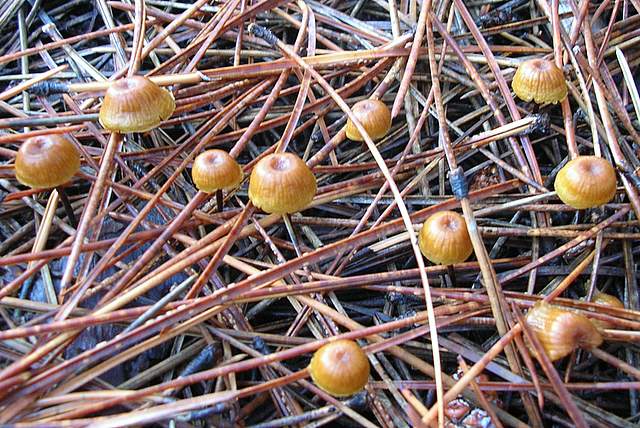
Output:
12,56,622,399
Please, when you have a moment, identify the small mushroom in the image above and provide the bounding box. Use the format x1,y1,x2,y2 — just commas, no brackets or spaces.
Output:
99,75,175,133
418,211,473,265
248,152,316,214
308,339,370,397
512,58,567,104
345,99,392,142
554,156,617,209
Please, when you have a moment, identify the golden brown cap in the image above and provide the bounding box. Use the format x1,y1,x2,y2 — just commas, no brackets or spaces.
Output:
554,155,617,209
589,292,624,330
192,150,242,193
512,58,567,104
418,211,473,265
309,339,370,397
248,153,316,214
525,302,602,361
345,99,392,142
99,76,175,133
15,135,80,189
592,292,624,309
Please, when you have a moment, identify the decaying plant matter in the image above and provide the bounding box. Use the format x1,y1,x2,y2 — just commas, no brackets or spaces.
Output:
0,0,639,427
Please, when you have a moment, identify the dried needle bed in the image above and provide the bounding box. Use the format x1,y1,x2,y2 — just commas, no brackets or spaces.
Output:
0,0,639,427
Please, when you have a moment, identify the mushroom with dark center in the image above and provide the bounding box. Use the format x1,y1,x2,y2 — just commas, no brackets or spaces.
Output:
308,339,370,397
192,149,243,211
554,156,617,209
15,135,81,225
512,58,567,104
345,99,392,142
99,75,175,133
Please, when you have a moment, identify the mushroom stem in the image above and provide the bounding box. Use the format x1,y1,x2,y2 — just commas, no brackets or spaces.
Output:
446,265,457,288
532,103,540,115
56,187,76,227
215,189,223,213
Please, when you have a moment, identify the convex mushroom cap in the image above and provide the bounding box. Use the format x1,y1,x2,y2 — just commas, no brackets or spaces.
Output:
309,339,370,397
15,135,80,189
418,211,473,265
512,58,567,104
554,156,617,209
99,76,175,133
525,302,602,361
589,292,624,330
248,152,316,214
192,150,242,193
345,99,392,142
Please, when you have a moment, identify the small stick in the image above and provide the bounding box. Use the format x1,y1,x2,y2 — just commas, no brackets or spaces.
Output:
57,132,122,308
127,0,146,77
591,347,640,381
56,186,76,227
184,203,255,299
0,64,67,102
121,275,196,335
282,213,302,258
551,0,578,159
